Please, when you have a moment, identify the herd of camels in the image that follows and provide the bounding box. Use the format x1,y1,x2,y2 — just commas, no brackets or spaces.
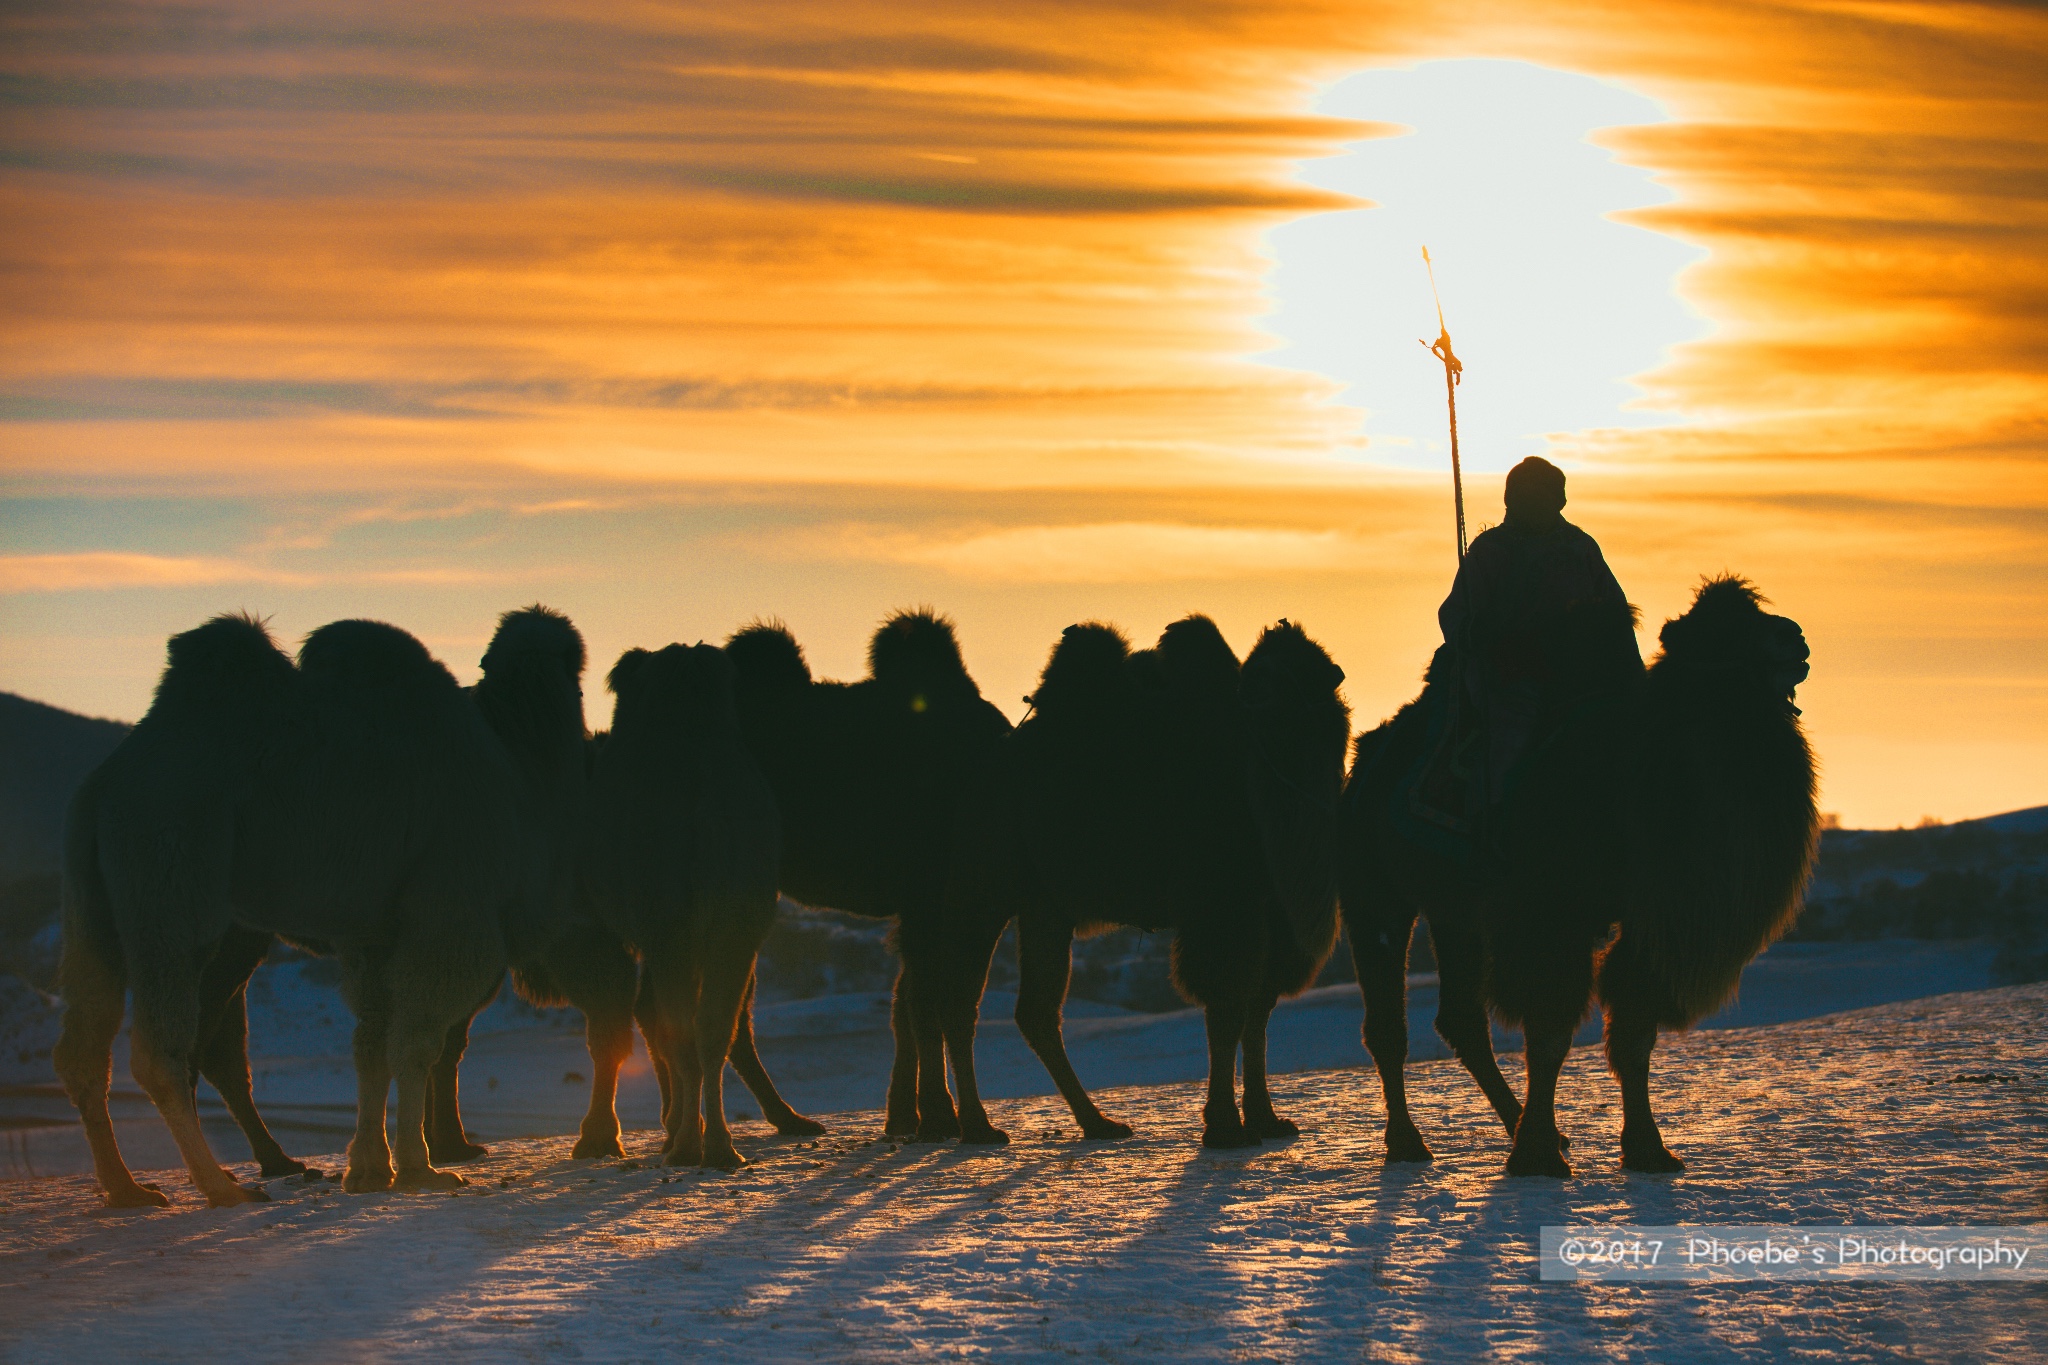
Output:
51,572,1818,1209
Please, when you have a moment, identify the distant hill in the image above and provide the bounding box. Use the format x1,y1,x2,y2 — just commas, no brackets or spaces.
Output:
0,692,129,881
0,692,130,988
1789,805,2048,983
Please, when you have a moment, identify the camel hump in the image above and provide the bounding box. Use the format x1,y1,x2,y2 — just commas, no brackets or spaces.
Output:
726,620,812,694
1156,614,1240,701
608,643,738,729
1031,621,1131,716
1242,620,1346,709
868,608,971,692
481,604,585,681
151,612,296,713
297,619,462,699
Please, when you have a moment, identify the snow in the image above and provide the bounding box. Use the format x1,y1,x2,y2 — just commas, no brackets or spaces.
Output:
1,982,2044,1362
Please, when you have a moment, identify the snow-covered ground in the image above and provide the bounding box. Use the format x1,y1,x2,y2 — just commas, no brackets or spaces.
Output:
1,982,2043,1362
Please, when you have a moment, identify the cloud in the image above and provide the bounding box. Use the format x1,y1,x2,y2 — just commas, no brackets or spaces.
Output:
0,552,274,593
820,520,1414,582
0,550,527,593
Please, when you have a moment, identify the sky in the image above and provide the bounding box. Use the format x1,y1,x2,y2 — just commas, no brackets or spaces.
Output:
1,0,2044,828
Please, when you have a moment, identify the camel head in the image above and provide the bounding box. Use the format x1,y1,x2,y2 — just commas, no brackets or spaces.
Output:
1241,619,1351,791
1029,621,1133,719
1241,620,1352,940
479,604,586,718
1655,575,1810,703
868,607,980,711
726,619,813,697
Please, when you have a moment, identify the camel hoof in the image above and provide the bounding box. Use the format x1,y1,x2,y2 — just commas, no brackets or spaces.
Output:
1385,1124,1435,1164
571,1134,626,1160
701,1145,748,1172
258,1156,310,1178
395,1166,467,1192
960,1123,1010,1146
662,1148,700,1168
1081,1119,1134,1141
770,1114,827,1137
1622,1140,1684,1174
104,1182,172,1210
884,1115,920,1138
344,1165,395,1193
429,1139,490,1165
1202,1124,1259,1150
914,1107,962,1142
1557,1131,1572,1153
1505,1144,1572,1179
207,1181,270,1208
1245,1113,1299,1140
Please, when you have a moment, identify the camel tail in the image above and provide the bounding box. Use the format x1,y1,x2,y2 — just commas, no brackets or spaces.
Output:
57,775,125,1014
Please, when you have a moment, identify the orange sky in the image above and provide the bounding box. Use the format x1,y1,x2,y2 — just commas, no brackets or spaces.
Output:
2,0,2044,826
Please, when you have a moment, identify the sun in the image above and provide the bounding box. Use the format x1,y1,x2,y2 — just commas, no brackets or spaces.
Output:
1261,59,1708,474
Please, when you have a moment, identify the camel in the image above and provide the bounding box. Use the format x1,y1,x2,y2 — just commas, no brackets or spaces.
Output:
1340,575,1818,1176
578,643,781,1169
163,609,810,1172
722,609,1015,1142
142,607,596,1181
53,613,541,1206
970,616,1350,1148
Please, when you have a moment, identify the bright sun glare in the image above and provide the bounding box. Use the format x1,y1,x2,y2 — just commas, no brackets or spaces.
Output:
1263,59,1707,472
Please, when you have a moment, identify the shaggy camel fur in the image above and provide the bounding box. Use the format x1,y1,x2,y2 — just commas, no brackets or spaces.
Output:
1341,576,1817,1176
163,610,811,1171
723,610,1014,1141
971,616,1350,1148
54,614,534,1206
578,643,781,1169
154,608,594,1178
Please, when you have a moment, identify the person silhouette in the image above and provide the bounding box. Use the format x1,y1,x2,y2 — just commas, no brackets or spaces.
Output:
1437,456,1640,808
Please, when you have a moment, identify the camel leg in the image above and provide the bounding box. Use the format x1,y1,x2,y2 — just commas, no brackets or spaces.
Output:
646,947,705,1166
129,952,267,1207
690,931,754,1171
197,980,312,1179
882,963,921,1137
388,1019,465,1192
908,961,961,1141
384,939,497,1192
1350,911,1431,1162
936,915,1010,1146
1199,979,1257,1150
425,977,499,1165
1505,1023,1574,1178
539,930,641,1160
634,966,675,1142
1606,1006,1683,1173
341,956,396,1192
191,927,310,1178
54,938,167,1209
1014,913,1129,1139
727,971,826,1136
1427,912,1526,1144
1238,987,1295,1140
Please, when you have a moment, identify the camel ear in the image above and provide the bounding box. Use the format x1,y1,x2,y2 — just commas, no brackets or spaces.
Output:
1658,615,1697,657
607,648,653,695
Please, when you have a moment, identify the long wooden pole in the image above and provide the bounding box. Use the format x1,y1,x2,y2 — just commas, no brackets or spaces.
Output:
1420,246,1467,562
